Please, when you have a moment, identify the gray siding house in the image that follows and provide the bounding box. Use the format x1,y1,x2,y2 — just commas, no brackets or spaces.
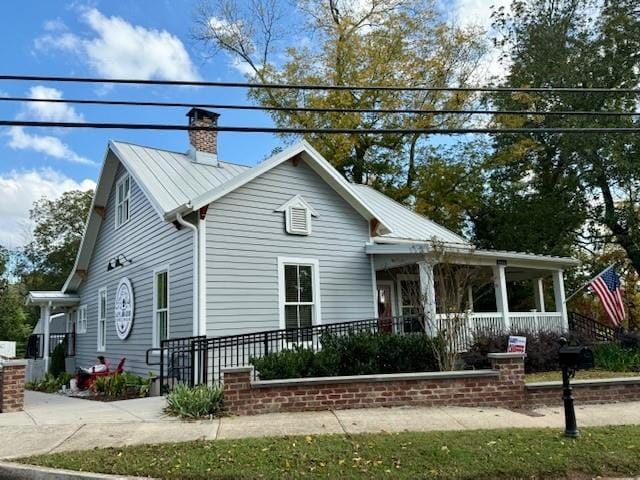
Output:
28,109,578,377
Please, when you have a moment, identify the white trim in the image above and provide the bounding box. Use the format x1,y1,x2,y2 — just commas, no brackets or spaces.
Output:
198,214,207,337
77,305,87,334
277,257,322,330
370,256,379,317
97,287,107,352
114,173,131,229
175,213,199,336
152,266,170,349
376,280,397,318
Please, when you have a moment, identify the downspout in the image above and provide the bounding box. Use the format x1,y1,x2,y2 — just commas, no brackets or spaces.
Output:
176,212,199,336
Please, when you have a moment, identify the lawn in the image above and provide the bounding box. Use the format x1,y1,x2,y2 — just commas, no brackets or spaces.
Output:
20,425,640,479
525,369,640,383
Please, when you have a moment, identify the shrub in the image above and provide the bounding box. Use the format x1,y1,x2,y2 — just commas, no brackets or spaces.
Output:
26,372,72,393
593,343,640,372
49,342,66,378
165,384,224,419
250,332,440,380
93,372,153,398
463,330,590,374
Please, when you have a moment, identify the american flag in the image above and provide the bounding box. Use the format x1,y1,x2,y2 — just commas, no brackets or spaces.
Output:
589,267,625,327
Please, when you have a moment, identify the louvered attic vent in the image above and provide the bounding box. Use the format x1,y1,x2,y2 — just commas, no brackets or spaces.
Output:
275,195,318,236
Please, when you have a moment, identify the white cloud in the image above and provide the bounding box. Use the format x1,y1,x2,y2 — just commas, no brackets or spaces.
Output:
23,86,84,123
6,127,96,166
0,169,95,247
35,9,200,81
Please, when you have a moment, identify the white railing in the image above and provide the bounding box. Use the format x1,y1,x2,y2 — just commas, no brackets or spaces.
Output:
435,311,564,351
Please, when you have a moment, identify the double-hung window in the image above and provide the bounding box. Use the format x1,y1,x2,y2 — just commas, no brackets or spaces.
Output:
97,288,107,351
153,268,169,348
115,174,130,228
279,258,321,342
77,306,87,334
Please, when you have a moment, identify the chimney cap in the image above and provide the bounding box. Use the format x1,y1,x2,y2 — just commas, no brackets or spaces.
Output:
186,108,220,122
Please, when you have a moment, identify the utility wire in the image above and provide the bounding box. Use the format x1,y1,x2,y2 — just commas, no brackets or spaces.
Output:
2,119,640,134
2,74,640,94
1,96,639,117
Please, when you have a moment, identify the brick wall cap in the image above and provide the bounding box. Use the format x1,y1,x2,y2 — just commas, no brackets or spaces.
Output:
0,359,28,368
251,369,498,388
221,366,254,374
487,352,527,360
526,376,640,390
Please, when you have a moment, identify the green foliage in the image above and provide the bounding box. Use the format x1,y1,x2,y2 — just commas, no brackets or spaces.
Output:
165,384,224,419
593,343,640,372
26,372,72,393
0,283,29,344
93,373,153,398
250,332,440,380
48,343,66,378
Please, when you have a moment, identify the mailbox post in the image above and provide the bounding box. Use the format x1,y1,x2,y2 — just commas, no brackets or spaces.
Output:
558,337,594,438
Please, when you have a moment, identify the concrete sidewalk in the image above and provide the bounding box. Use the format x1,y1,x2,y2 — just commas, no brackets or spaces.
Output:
3,391,640,460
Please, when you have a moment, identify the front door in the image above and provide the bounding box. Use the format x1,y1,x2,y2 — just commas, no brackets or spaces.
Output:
377,282,395,332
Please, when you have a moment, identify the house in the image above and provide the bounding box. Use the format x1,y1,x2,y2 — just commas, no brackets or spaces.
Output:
27,108,578,378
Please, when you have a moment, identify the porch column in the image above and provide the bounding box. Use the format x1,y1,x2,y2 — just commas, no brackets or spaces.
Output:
467,285,474,312
418,261,437,336
493,264,510,331
533,277,546,312
41,303,51,371
552,270,569,332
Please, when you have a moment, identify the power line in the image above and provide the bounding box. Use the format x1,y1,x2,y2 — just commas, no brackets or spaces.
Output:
2,119,640,134
2,74,640,94
1,96,639,117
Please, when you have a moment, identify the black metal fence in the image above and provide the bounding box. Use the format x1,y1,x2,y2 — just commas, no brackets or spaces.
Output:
25,333,76,359
568,311,618,342
148,315,429,391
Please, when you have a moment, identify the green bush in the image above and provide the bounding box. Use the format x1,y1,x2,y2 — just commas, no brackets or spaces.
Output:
593,343,640,372
250,332,440,380
26,372,73,393
165,384,224,419
49,342,66,378
93,372,153,398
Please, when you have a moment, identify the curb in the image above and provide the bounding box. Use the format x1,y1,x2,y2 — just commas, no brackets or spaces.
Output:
0,462,155,480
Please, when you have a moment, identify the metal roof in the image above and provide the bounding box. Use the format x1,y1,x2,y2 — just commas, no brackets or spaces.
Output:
26,291,80,306
350,184,470,246
110,141,250,218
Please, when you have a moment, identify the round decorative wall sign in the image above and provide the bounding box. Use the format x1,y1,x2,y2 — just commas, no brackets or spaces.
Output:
115,278,134,340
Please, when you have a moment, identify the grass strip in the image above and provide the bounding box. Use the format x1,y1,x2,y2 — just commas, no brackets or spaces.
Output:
19,425,640,479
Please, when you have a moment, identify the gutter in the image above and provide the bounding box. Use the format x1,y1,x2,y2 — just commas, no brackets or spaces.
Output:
175,212,200,336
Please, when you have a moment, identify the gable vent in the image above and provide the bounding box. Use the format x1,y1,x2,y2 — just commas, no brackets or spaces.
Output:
290,207,308,234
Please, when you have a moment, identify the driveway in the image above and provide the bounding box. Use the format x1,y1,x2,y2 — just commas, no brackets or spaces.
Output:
3,391,640,460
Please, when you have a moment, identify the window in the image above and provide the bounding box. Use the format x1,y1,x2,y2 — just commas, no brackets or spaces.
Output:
115,174,130,228
77,306,87,334
97,288,107,351
275,195,317,236
153,268,169,348
397,275,423,333
278,258,321,340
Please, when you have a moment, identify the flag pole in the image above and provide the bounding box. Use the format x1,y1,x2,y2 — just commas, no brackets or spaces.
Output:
564,264,614,304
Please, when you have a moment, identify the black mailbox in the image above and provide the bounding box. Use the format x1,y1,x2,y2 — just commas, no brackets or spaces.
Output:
559,345,594,370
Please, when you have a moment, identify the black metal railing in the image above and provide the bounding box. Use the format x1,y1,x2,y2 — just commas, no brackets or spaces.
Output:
568,311,618,342
147,315,433,390
25,332,76,359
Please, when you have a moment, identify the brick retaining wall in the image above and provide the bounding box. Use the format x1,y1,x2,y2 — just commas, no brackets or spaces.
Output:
223,353,526,416
526,377,640,407
0,360,27,413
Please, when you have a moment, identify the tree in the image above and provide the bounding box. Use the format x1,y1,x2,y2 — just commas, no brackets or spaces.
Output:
0,246,29,343
194,0,486,199
16,190,93,292
480,0,640,270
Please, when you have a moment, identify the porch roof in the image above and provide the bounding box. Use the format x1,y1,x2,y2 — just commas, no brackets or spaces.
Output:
366,242,579,269
26,291,80,307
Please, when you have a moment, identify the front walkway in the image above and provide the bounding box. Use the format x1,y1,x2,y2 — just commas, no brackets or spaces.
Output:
3,391,640,460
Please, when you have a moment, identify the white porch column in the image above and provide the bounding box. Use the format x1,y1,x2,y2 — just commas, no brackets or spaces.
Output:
493,264,510,331
552,270,569,332
41,303,51,371
533,277,546,312
467,285,474,312
418,261,437,336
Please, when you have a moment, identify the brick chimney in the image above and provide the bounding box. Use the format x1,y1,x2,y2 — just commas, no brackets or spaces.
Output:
187,108,220,166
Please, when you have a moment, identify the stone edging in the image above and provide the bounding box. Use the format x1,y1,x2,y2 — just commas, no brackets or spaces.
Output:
526,376,640,390
250,369,499,388
0,462,153,480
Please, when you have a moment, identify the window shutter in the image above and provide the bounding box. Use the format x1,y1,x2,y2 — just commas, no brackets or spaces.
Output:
289,207,308,234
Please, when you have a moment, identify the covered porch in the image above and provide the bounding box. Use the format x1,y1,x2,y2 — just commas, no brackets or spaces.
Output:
369,243,579,341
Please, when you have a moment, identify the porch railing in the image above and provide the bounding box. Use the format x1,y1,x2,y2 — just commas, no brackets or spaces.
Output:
25,333,76,359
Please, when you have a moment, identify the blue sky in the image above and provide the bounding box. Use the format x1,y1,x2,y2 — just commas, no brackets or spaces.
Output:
0,0,506,247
